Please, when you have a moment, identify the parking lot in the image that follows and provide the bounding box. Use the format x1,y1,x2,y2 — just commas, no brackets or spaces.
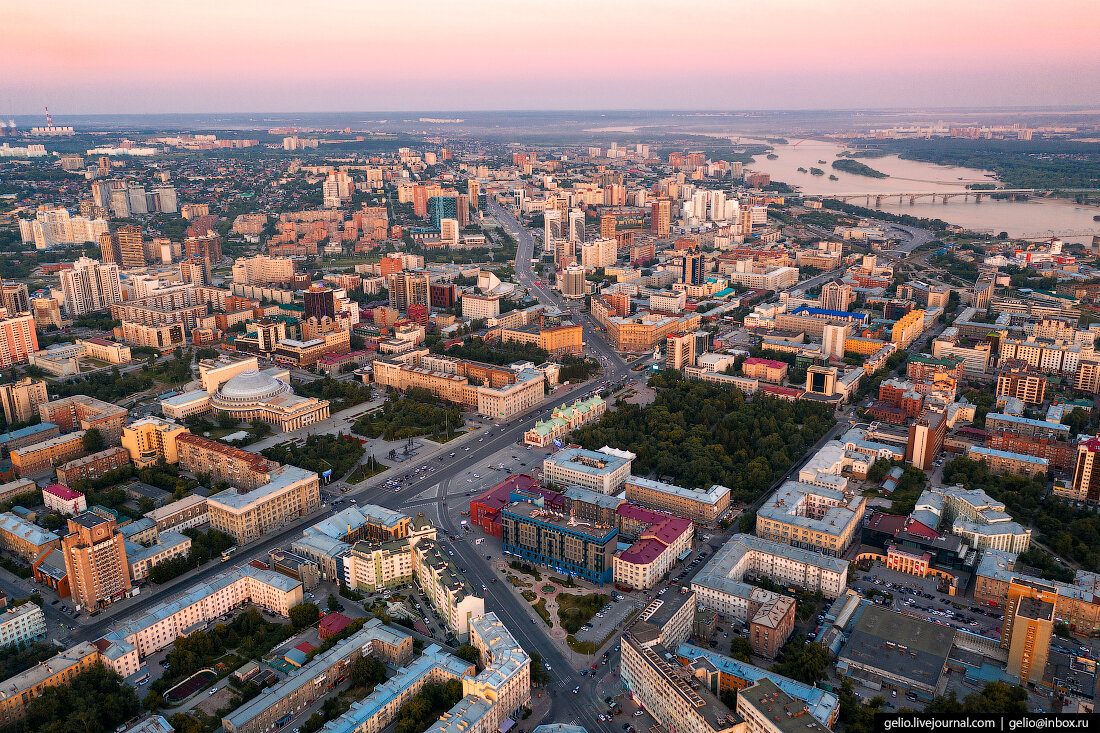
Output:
851,567,1005,639
573,596,637,645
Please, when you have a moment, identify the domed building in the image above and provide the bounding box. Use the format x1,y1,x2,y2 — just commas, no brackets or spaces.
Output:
209,369,330,431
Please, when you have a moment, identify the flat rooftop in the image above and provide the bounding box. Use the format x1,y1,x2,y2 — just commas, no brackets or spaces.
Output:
838,605,953,688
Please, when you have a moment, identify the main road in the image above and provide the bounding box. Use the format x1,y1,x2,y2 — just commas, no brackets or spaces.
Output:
77,204,633,726
488,200,631,382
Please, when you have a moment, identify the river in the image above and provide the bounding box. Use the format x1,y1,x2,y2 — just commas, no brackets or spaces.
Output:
739,139,1100,241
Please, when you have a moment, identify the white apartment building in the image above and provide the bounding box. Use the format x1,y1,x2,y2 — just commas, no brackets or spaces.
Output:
0,603,46,647
542,446,633,494
461,294,501,321
691,534,848,620
60,257,122,317
413,539,485,640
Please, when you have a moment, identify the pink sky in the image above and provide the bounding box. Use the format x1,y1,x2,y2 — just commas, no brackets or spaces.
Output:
2,0,1098,113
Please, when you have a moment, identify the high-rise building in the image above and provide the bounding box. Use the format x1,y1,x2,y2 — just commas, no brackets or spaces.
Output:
184,235,223,266
117,225,146,268
544,209,563,255
98,231,121,265
60,257,123,317
440,218,459,246
178,256,210,286
322,171,354,208
1001,578,1056,684
388,271,431,313
61,511,131,609
467,179,480,211
650,198,671,236
561,266,587,299
820,281,854,312
0,378,48,425
568,209,585,244
304,284,338,321
152,186,178,214
1070,437,1100,504
0,312,38,369
232,254,295,285
31,297,64,330
0,283,29,315
127,185,148,215
680,252,704,285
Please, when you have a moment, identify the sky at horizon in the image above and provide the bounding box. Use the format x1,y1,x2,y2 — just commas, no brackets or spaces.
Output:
2,0,1098,116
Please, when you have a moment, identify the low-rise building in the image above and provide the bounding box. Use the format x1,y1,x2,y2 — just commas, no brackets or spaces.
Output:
42,483,87,515
756,482,865,557
125,530,192,582
96,565,304,679
121,417,190,468
55,446,132,485
542,446,633,495
145,494,209,533
413,539,485,640
966,445,1049,479
206,464,321,544
613,514,693,591
0,512,59,562
223,620,413,733
836,605,953,700
10,431,86,476
0,603,46,647
501,501,618,584
523,396,606,447
0,642,101,726
624,476,731,526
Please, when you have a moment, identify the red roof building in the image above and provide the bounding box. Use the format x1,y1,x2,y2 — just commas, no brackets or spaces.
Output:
319,612,354,640
469,474,564,537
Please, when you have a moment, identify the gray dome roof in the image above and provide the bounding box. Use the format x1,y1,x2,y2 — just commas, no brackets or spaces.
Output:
216,370,288,401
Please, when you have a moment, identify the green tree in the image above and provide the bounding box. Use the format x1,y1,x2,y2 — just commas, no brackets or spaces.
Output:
25,663,140,733
327,594,340,612
349,654,388,688
729,637,754,663
82,428,104,453
454,645,480,666
289,602,320,629
769,637,829,684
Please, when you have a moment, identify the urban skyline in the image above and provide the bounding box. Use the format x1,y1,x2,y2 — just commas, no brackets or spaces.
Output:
2,0,1098,114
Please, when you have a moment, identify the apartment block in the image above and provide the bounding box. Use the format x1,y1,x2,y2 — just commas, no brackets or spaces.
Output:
55,446,132,485
0,642,101,726
0,603,46,647
624,476,731,526
0,311,38,369
0,513,60,562
121,416,190,468
145,494,209,534
11,431,86,476
38,394,128,444
206,463,320,544
224,620,415,733
61,511,131,609
0,378,48,425
542,446,633,495
413,539,485,640
97,566,304,679
756,482,865,557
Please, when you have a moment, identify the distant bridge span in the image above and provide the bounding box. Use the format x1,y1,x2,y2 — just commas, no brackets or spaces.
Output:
792,135,849,147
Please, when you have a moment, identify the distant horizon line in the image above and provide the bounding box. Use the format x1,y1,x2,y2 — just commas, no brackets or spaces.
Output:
5,104,1099,120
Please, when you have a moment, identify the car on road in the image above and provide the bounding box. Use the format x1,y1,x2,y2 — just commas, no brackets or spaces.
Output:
573,687,580,694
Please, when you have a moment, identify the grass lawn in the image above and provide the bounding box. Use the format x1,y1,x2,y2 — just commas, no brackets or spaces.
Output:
533,598,552,626
556,592,610,634
347,461,388,484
